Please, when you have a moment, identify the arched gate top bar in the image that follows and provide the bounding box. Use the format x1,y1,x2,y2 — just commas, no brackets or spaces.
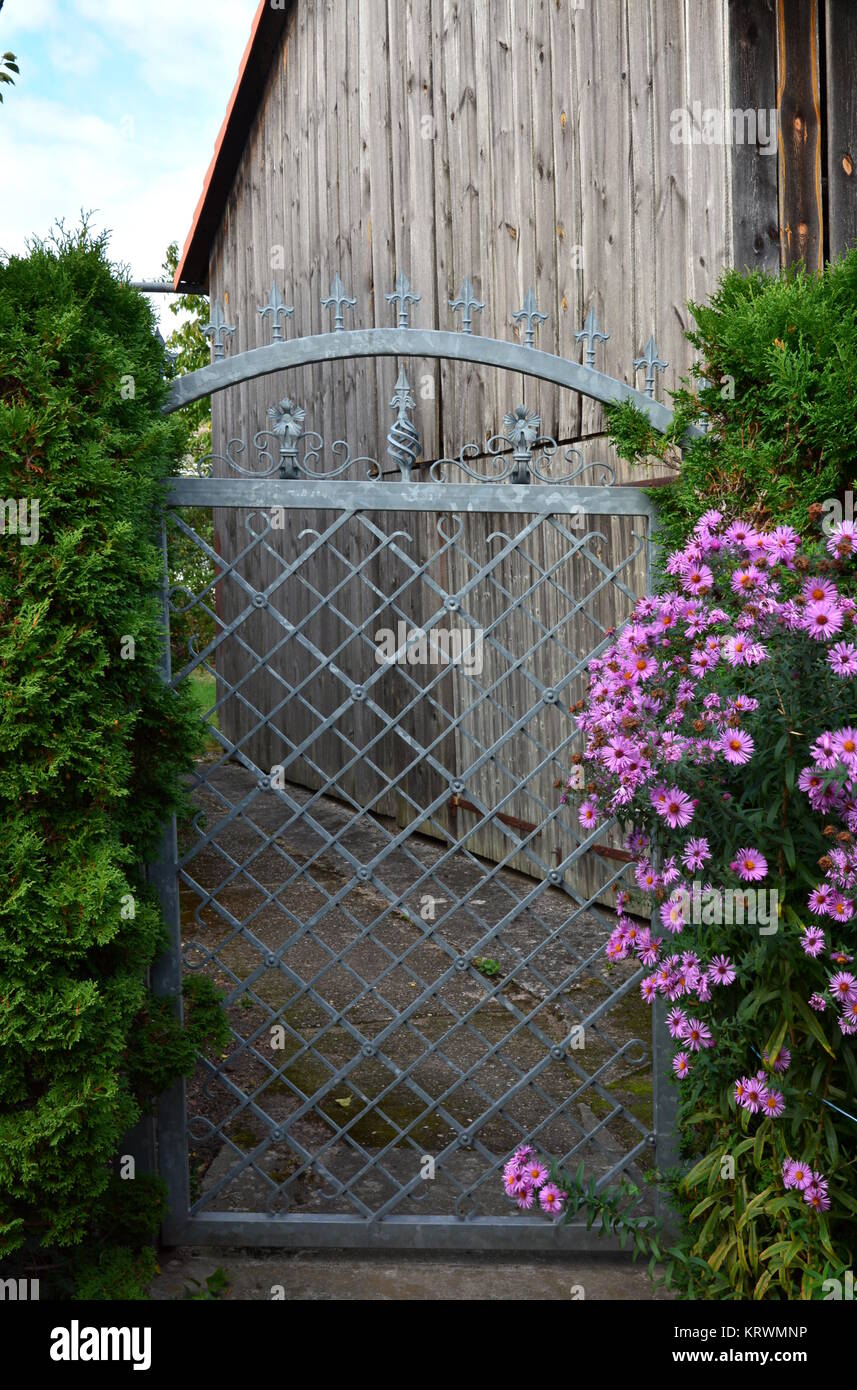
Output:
164,326,686,438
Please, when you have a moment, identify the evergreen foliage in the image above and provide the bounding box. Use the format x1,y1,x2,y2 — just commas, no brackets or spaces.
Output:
0,226,224,1290
606,253,857,556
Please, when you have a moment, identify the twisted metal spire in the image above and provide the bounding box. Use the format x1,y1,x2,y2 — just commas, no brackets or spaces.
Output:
386,369,420,479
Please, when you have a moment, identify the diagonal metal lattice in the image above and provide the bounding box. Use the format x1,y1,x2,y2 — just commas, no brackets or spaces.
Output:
153,474,663,1248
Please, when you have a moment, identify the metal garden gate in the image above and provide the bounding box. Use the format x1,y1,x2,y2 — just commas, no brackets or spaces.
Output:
151,280,679,1248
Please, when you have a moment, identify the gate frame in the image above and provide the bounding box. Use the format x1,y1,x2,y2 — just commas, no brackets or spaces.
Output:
150,306,685,1249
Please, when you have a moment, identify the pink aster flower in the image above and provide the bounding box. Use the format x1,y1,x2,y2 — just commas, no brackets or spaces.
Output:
771,1047,791,1073
666,1006,687,1038
801,926,826,958
803,577,839,605
640,975,657,1004
804,1188,831,1212
515,1180,536,1210
720,729,754,765
741,1079,767,1114
656,787,695,829
833,728,857,763
512,1145,534,1164
808,884,833,915
672,1051,690,1079
734,1077,749,1106
761,1089,785,1118
681,836,711,871
789,1160,813,1190
826,518,857,557
804,601,844,640
830,896,854,923
538,1182,566,1216
809,992,827,1012
830,970,857,1003
828,641,857,677
731,847,768,882
679,1017,713,1052
708,954,736,986
578,800,599,830
660,897,687,935
522,1159,549,1189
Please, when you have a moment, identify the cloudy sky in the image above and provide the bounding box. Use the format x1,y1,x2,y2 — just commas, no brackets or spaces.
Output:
0,0,259,323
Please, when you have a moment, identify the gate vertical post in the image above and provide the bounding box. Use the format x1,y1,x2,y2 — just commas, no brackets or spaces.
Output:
147,520,191,1240
652,994,680,1232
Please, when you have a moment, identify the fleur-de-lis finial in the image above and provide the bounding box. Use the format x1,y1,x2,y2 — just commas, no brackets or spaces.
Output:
202,299,236,360
267,397,306,478
503,403,541,484
321,274,357,332
386,369,421,479
512,287,548,348
449,278,485,335
385,271,421,328
633,334,668,399
258,282,294,342
574,306,610,368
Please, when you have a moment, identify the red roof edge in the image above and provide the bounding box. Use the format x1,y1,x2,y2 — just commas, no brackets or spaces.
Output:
175,0,290,291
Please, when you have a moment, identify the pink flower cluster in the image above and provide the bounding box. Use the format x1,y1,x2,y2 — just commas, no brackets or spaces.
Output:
796,726,857,1034
733,1068,787,1118
569,510,857,1124
782,1157,830,1212
502,1146,567,1216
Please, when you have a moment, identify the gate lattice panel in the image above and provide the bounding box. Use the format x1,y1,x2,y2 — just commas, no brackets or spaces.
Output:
152,283,680,1247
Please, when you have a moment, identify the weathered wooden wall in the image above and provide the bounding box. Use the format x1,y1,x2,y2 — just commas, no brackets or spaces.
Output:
209,0,734,461
204,0,735,898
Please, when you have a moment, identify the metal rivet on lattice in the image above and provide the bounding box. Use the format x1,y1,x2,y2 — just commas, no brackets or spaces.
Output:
455,957,467,971
551,1046,565,1060
362,1044,375,1058
257,777,271,791
356,867,371,882
352,685,365,701
265,954,276,967
252,593,268,608
450,779,464,794
542,688,557,704
444,596,459,612
548,870,562,884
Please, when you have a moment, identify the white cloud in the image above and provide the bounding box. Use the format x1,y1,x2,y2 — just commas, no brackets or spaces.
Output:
72,0,258,97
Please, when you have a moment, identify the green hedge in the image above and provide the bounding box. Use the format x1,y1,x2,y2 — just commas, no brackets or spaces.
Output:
0,227,225,1291
606,250,857,554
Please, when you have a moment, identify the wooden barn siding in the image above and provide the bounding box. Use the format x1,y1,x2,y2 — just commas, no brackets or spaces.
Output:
206,0,732,900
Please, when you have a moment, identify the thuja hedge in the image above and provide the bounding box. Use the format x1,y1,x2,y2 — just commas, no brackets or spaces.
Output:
0,227,226,1292
606,248,857,555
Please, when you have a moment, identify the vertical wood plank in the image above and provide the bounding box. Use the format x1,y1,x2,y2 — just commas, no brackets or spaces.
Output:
825,0,857,259
776,0,824,269
728,0,780,272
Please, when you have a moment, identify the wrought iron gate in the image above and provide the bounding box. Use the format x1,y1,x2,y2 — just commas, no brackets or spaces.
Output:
151,283,680,1248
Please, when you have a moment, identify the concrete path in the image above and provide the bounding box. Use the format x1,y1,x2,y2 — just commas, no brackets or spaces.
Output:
149,1248,669,1300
